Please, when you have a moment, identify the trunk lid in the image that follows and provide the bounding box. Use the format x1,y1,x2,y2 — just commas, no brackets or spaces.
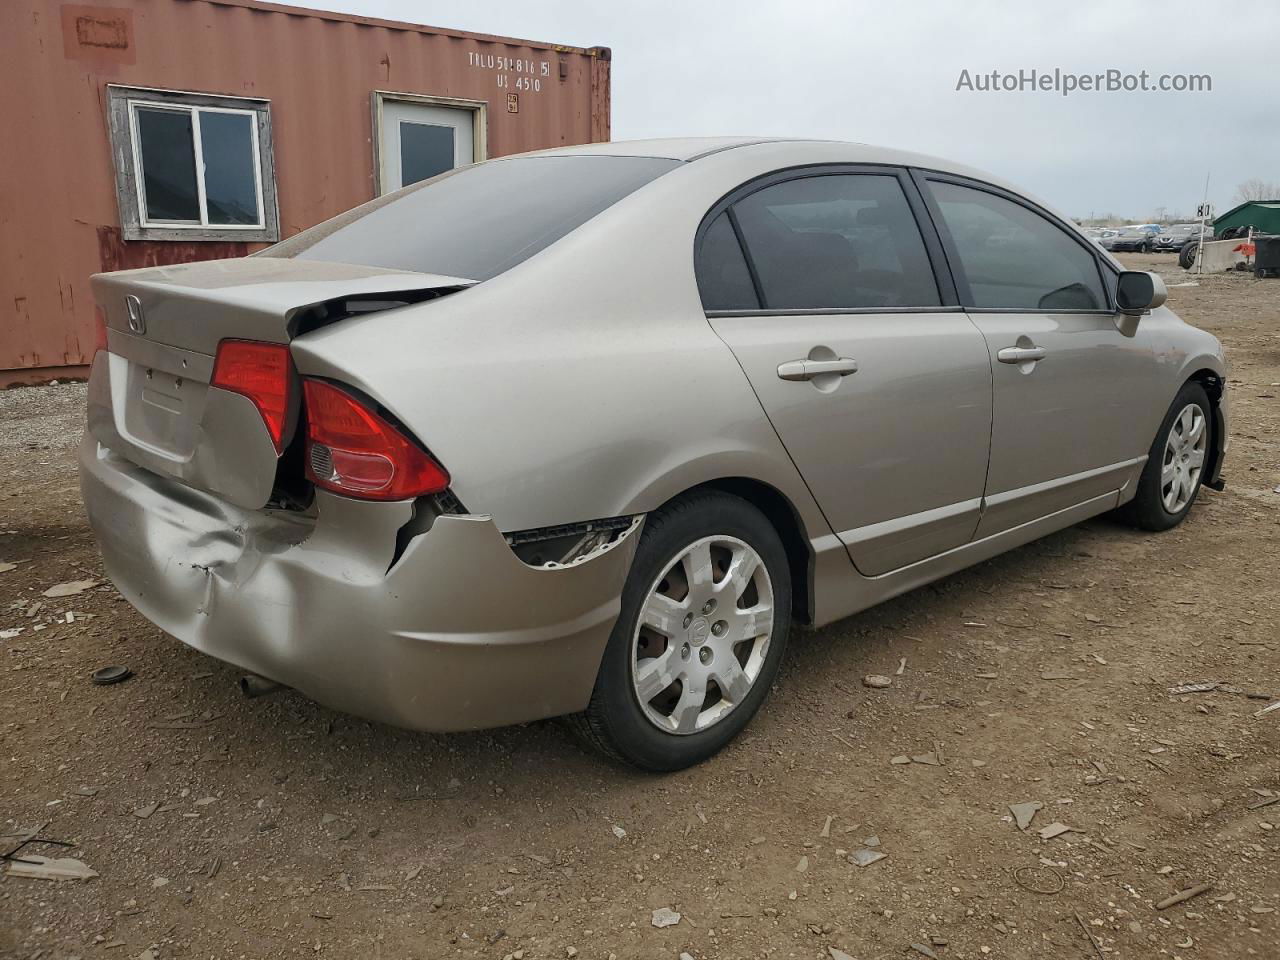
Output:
87,257,472,510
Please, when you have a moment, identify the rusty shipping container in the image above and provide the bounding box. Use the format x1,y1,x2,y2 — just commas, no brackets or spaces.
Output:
0,0,611,385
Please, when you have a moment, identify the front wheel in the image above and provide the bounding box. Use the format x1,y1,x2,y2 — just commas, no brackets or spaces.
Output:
1121,382,1212,531
574,491,791,771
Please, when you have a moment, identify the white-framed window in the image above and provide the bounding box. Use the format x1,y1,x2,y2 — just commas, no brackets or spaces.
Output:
107,85,279,242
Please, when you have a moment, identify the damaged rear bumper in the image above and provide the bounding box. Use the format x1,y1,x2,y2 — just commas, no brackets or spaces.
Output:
78,438,641,732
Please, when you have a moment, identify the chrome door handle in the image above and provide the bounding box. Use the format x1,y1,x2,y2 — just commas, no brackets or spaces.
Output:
777,357,859,381
997,345,1047,364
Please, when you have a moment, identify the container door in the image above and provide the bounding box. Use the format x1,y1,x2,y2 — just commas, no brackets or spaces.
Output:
378,100,474,194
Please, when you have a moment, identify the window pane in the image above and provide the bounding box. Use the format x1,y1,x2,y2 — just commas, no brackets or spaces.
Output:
733,174,940,310
400,122,455,187
929,182,1105,310
696,212,758,310
200,111,261,225
267,156,679,281
136,107,200,222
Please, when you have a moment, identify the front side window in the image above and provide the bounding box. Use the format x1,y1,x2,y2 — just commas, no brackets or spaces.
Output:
108,86,279,242
730,174,941,310
927,181,1106,311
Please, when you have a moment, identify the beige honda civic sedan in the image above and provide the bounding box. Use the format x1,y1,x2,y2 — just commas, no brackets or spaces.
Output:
81,138,1227,769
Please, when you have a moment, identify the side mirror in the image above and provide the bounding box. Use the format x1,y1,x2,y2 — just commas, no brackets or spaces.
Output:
1116,270,1167,316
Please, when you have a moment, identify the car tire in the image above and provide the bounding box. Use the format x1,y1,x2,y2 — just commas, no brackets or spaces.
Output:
1119,382,1212,531
572,490,792,771
1178,240,1199,269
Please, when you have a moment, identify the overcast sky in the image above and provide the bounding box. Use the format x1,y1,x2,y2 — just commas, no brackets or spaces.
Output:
285,0,1277,221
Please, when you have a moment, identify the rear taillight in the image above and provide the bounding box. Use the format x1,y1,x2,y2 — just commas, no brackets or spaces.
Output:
210,340,293,454
302,379,449,501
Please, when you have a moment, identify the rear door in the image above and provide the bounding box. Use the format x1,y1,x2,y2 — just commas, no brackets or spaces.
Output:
916,174,1160,537
701,167,993,576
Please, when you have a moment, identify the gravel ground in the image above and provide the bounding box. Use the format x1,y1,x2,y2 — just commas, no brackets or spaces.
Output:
1,254,1278,960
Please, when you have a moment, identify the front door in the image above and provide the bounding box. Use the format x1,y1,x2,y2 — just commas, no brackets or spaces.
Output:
378,99,475,194
699,169,993,577
919,175,1162,538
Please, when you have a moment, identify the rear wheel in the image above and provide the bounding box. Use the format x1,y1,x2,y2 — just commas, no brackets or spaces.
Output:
574,491,791,771
1120,382,1212,531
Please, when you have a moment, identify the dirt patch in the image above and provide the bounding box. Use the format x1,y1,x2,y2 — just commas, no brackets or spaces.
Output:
2,254,1278,959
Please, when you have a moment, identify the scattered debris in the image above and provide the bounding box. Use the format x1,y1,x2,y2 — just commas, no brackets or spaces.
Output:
91,665,132,686
1074,911,1106,960
795,855,808,873
1040,669,1075,681
611,825,627,840
43,579,99,598
651,907,681,928
146,711,222,730
1013,865,1064,894
1168,681,1219,695
5,855,98,881
1009,801,1043,831
849,849,887,867
863,674,893,689
1037,822,1078,841
1156,882,1214,910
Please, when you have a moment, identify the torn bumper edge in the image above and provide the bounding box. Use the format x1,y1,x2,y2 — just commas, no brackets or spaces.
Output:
78,437,643,732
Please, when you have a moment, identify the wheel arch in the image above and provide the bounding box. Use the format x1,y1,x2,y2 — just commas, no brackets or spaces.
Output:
1184,365,1227,486
669,476,816,626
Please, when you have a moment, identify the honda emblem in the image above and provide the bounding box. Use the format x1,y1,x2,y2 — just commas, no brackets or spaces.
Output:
125,294,145,334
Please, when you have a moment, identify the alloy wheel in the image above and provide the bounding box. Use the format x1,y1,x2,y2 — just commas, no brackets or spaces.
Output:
630,535,774,735
1161,403,1207,513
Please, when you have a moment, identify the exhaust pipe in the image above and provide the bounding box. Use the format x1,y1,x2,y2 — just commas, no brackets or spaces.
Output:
239,674,285,699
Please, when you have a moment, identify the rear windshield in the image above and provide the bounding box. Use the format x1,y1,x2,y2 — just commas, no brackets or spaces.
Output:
260,155,680,281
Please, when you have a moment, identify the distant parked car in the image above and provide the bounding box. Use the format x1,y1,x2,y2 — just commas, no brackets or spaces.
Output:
1103,228,1156,253
1155,223,1212,252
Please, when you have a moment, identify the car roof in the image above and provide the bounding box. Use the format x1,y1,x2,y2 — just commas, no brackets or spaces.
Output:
513,138,1086,238
521,136,1013,182
518,137,790,161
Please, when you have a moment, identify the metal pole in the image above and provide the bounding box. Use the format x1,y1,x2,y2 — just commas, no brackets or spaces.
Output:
1196,171,1210,276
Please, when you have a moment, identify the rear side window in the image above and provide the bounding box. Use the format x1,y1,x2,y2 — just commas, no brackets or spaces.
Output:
927,181,1107,311
730,174,941,310
262,155,680,281
696,213,759,310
